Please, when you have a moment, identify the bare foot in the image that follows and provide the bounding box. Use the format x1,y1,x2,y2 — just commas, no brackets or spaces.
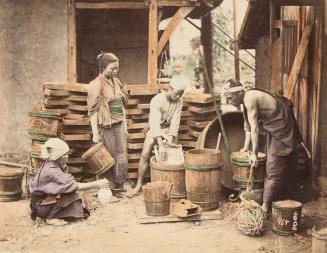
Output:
127,186,142,198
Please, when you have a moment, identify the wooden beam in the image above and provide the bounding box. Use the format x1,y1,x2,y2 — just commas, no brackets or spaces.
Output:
68,0,77,83
75,2,148,9
284,25,312,99
273,0,320,6
145,0,200,7
233,0,240,81
157,7,194,56
148,0,158,90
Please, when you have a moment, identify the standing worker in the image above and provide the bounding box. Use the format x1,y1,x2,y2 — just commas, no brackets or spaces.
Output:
130,75,188,197
224,79,303,213
87,52,129,198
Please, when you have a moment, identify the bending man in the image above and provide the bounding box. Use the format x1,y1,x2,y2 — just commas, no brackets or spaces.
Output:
225,79,303,212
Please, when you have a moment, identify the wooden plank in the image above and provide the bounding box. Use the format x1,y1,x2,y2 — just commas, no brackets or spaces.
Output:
178,134,195,141
188,129,201,138
145,0,200,7
273,0,320,6
61,128,91,134
138,210,223,224
127,122,148,130
63,119,89,126
44,83,87,93
181,111,192,117
68,104,88,112
60,133,91,141
44,99,70,106
188,105,215,114
188,120,211,129
127,85,159,95
41,107,70,115
131,113,150,120
76,2,148,9
127,143,144,150
128,163,139,169
148,0,158,90
137,104,151,110
67,158,86,164
126,108,143,115
44,88,70,97
68,95,87,102
68,0,77,83
284,25,312,99
128,172,138,179
128,132,146,140
157,7,195,56
127,98,142,105
184,93,217,105
128,153,141,160
64,114,86,119
179,140,196,148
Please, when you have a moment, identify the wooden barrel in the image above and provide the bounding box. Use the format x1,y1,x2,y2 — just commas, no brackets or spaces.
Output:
185,148,222,211
312,227,327,253
150,156,186,202
0,167,25,201
231,151,266,189
272,200,303,236
82,142,115,175
143,181,172,216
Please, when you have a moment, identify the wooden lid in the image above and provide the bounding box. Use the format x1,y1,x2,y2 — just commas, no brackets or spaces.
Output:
272,199,302,209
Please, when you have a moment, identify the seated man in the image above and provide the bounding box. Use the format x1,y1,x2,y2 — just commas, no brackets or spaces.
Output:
29,138,107,223
224,79,303,213
130,75,188,196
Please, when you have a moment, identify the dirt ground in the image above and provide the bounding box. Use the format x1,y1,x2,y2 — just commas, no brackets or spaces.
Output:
1,188,326,253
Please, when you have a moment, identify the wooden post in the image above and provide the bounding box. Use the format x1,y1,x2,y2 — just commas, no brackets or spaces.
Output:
68,0,77,83
233,0,240,81
148,0,158,90
269,1,275,90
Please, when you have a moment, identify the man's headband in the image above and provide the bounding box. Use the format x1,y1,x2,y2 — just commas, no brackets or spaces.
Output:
226,85,244,93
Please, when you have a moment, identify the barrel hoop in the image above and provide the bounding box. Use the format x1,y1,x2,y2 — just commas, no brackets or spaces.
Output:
231,160,266,167
233,176,265,183
185,164,222,171
187,191,220,196
150,164,184,172
272,228,295,236
144,200,170,204
170,195,187,199
188,200,220,205
0,191,22,196
97,160,115,175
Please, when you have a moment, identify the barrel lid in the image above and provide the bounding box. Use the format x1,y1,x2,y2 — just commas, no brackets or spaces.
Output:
272,199,303,209
231,151,266,164
0,167,25,176
82,142,104,160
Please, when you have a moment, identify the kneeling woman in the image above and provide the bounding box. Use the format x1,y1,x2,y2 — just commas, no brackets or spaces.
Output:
29,138,105,221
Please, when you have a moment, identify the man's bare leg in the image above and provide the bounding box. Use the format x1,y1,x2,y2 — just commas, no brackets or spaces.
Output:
130,135,154,196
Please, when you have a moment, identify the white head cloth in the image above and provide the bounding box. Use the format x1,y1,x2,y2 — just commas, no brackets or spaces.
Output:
41,138,69,161
225,85,245,93
169,74,189,91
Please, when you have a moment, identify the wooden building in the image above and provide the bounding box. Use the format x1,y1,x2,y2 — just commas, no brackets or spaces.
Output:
238,0,327,194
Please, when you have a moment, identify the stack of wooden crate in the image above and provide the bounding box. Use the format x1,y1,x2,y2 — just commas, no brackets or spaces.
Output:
179,93,220,150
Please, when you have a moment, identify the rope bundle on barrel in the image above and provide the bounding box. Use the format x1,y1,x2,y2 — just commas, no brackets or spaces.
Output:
235,158,266,236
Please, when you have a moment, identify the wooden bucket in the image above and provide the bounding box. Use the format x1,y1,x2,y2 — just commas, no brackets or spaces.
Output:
185,148,222,211
150,156,186,202
272,200,303,236
312,227,327,253
82,142,115,175
231,151,266,189
0,167,25,201
143,181,172,216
